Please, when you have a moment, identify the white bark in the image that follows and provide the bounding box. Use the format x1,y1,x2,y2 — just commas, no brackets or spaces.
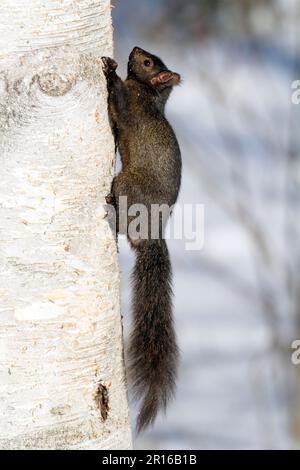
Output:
0,0,132,449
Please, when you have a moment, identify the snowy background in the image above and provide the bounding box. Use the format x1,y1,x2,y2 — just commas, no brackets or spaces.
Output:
111,0,300,449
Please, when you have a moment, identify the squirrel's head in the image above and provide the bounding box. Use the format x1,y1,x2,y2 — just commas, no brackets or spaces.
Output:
127,47,181,91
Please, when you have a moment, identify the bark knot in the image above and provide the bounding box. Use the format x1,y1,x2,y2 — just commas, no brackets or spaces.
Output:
37,73,73,96
95,382,110,421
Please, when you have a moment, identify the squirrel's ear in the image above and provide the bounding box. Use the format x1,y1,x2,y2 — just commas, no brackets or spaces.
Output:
150,70,181,87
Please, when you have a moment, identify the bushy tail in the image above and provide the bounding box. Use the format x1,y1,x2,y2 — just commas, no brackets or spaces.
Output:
128,239,179,432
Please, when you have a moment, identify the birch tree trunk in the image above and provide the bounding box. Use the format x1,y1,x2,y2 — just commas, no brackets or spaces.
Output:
0,0,132,449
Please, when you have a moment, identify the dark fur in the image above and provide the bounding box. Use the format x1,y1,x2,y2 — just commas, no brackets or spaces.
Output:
102,47,182,432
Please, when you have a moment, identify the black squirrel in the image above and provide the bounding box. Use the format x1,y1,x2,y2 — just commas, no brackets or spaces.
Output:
102,47,182,432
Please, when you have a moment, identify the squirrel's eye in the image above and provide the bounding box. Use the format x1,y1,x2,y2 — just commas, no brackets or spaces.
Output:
144,59,151,67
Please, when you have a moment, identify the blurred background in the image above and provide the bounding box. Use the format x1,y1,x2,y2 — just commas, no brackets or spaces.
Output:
112,0,300,449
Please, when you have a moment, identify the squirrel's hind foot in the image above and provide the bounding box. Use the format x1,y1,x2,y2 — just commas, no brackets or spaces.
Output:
105,192,116,206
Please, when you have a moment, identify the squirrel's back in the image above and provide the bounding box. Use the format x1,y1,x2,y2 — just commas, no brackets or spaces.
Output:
118,80,181,205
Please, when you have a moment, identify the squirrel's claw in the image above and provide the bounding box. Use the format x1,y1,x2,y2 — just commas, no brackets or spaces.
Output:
105,192,116,206
101,57,118,76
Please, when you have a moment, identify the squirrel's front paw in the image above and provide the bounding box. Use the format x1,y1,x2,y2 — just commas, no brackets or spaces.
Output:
101,57,118,76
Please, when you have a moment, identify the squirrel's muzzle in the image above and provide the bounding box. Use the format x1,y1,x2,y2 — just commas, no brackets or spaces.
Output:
151,70,181,87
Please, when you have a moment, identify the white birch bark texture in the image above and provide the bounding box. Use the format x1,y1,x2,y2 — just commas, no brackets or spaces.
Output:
0,0,132,450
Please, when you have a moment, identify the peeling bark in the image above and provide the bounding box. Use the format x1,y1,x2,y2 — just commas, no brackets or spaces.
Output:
0,0,132,450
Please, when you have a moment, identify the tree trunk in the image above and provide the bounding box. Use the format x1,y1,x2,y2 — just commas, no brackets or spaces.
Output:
0,0,132,449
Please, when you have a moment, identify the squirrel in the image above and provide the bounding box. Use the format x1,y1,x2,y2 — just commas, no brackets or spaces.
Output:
101,47,182,432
